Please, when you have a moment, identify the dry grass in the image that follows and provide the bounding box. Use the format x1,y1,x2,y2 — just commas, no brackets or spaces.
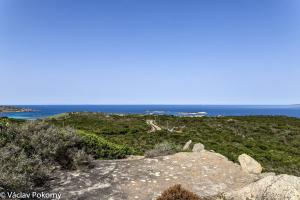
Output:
156,184,204,200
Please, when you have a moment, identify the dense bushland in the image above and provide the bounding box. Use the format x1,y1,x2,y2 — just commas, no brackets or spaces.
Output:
47,112,300,176
77,130,133,159
0,121,93,191
1,112,299,192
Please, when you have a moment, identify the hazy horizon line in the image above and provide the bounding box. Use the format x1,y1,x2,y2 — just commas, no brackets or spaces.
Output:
1,104,299,106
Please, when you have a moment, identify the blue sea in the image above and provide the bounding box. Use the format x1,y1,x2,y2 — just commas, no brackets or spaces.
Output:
1,105,300,120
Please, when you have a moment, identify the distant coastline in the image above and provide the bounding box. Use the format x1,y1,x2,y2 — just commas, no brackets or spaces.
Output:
0,106,32,113
1,105,300,120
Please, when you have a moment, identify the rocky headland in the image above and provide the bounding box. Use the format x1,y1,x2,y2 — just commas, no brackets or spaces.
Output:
0,106,32,113
50,142,300,200
2,113,300,200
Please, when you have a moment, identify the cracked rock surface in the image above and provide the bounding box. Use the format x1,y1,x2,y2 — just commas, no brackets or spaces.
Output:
50,151,258,200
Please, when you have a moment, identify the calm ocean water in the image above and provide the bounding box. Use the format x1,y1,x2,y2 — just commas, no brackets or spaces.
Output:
1,105,300,120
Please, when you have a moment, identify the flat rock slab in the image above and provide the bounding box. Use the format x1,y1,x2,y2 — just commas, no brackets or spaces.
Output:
50,151,258,200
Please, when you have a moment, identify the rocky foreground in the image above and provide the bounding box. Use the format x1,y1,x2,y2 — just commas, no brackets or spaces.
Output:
50,144,300,200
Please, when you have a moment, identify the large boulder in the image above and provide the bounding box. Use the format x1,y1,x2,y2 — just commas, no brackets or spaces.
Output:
182,140,192,151
224,174,300,200
238,154,262,174
192,143,205,152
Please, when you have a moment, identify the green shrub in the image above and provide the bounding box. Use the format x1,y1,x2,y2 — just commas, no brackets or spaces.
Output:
145,141,181,158
77,130,134,159
0,144,50,191
72,150,94,169
0,121,93,191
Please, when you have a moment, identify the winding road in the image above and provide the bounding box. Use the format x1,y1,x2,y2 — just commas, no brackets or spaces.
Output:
146,120,162,132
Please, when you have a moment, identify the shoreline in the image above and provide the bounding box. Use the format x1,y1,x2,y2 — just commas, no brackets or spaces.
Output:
0,106,33,113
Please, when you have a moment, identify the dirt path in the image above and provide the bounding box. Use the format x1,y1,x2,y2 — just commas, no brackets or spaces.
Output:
51,151,259,200
146,120,162,132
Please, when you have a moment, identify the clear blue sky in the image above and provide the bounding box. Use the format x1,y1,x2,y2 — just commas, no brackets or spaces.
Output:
1,0,299,105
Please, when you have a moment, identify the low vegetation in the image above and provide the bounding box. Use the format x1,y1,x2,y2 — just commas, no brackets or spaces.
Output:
0,120,93,191
77,129,133,159
1,112,300,192
46,112,300,176
145,141,181,158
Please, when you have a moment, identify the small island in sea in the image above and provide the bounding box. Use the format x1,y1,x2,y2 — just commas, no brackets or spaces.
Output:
0,106,32,113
